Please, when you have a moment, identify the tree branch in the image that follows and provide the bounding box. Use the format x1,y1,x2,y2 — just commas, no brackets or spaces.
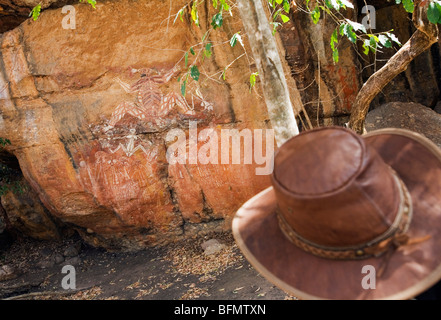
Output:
237,0,299,146
348,1,438,134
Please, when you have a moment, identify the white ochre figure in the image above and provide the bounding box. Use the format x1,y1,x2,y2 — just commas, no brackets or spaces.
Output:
109,128,152,157
108,66,196,127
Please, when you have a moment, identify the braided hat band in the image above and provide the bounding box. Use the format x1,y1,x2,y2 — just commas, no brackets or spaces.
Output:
277,171,413,260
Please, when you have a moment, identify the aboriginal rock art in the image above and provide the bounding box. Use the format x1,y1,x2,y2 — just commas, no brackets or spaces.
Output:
93,66,214,159
78,65,216,216
107,65,213,128
109,128,152,157
79,147,162,205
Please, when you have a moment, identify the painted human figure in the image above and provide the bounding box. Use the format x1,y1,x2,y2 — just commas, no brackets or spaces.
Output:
108,66,195,127
126,128,138,154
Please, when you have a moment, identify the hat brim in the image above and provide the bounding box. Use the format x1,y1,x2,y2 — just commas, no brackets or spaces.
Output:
232,128,441,300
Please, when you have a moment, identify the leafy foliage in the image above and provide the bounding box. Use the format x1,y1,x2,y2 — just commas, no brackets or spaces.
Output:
249,72,259,92
305,0,414,63
29,3,41,21
396,0,414,13
174,0,291,95
79,0,97,9
427,0,441,23
30,0,96,21
30,0,441,96
0,140,25,197
0,138,11,148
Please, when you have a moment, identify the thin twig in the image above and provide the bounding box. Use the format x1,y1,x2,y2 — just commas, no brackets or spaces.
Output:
3,286,94,300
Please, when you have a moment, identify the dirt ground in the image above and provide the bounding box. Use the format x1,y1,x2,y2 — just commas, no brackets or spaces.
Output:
0,231,296,301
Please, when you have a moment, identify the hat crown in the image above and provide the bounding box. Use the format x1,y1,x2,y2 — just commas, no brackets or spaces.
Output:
273,128,363,196
271,127,401,248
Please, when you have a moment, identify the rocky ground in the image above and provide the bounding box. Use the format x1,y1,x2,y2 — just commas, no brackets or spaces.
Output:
0,231,296,301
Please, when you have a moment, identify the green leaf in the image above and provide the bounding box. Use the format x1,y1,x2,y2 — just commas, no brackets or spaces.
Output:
230,32,243,48
346,19,367,33
222,67,227,80
427,2,441,24
330,28,338,51
339,0,354,9
29,4,42,21
204,43,213,57
249,72,258,92
190,65,200,81
230,33,238,47
220,0,229,11
369,35,377,53
328,0,341,10
211,13,223,29
174,8,185,24
280,14,290,23
386,32,402,45
184,52,188,67
402,0,414,13
342,24,357,43
332,49,339,63
273,8,282,21
87,0,96,9
275,0,283,4
362,40,370,55
0,138,11,147
212,0,218,9
311,7,320,24
283,0,290,13
181,80,187,96
190,47,195,55
339,23,345,35
378,34,392,48
270,22,281,35
191,3,200,26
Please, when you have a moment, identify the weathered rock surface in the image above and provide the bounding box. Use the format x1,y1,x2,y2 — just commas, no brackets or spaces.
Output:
1,178,63,240
0,0,272,250
280,3,361,127
0,0,71,33
365,102,441,147
434,101,441,114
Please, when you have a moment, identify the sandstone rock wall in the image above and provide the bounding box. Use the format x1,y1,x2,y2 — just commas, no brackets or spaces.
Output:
278,0,362,127
1,0,440,250
0,0,272,250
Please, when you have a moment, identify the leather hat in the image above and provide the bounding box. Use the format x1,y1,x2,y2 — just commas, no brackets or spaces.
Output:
232,126,441,300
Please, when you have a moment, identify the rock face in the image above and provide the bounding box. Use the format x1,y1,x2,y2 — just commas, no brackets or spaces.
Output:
1,178,63,240
0,0,272,250
279,3,361,127
365,102,441,147
0,0,71,33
